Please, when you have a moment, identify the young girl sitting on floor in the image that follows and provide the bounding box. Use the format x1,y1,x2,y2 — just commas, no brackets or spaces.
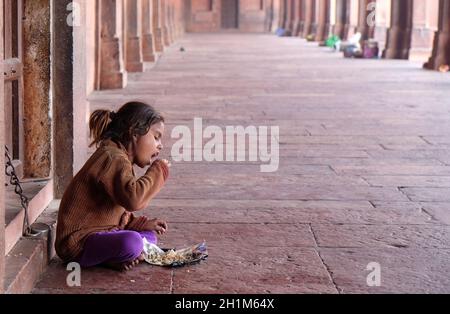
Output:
55,102,170,271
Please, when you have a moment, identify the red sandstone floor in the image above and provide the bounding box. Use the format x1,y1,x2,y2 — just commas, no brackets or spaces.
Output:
34,33,450,294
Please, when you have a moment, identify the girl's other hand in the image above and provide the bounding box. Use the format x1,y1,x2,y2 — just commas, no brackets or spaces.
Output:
146,218,168,235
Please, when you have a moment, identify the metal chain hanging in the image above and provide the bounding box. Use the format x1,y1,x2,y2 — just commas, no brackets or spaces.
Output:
4,145,33,236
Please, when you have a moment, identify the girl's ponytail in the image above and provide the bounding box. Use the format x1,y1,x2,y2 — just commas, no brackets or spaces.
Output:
89,110,113,147
89,102,164,149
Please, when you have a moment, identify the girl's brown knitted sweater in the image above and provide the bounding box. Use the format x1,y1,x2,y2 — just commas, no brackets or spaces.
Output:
55,139,169,262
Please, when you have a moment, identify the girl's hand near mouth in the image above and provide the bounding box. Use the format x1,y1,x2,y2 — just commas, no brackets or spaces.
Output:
160,159,171,168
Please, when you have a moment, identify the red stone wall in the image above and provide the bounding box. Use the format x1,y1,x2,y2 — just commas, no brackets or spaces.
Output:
187,0,221,32
410,0,439,62
239,0,267,32
187,0,268,32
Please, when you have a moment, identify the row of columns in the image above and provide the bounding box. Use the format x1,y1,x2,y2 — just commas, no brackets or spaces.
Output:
278,0,371,41
274,0,450,70
99,0,185,90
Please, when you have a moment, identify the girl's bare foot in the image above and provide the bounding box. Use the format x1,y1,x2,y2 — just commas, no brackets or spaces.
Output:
104,253,145,272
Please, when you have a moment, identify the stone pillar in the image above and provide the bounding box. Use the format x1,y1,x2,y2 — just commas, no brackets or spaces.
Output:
170,0,176,39
170,1,177,40
153,0,164,52
265,0,274,32
173,1,179,39
161,0,171,46
163,0,172,43
171,0,178,38
315,0,331,41
166,1,174,41
302,0,315,37
356,0,376,41
382,0,413,59
333,0,350,39
292,0,303,36
410,0,439,62
311,0,318,35
99,0,127,89
0,0,5,293
23,0,51,178
283,0,294,35
125,0,145,72
52,0,74,197
174,0,184,38
168,0,176,43
278,0,287,30
424,0,450,69
142,0,156,62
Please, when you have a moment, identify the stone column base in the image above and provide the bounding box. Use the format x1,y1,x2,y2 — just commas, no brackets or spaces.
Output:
292,21,302,36
142,33,156,62
100,71,127,90
382,27,412,59
424,31,450,70
155,28,164,52
285,21,294,36
163,26,171,46
126,37,145,72
302,23,312,38
333,23,350,40
315,23,330,41
100,39,126,88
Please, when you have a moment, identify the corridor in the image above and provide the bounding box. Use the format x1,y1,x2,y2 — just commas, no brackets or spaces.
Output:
33,33,450,294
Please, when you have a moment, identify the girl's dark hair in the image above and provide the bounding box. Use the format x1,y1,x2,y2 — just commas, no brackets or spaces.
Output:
89,102,164,148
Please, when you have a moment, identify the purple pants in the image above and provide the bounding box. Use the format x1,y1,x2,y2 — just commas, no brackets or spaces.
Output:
76,230,157,268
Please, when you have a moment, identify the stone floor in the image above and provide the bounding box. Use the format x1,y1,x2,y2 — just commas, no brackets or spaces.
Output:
34,33,450,294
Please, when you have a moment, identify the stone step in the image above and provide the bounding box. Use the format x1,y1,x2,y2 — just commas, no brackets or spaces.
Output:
5,179,54,255
4,201,59,294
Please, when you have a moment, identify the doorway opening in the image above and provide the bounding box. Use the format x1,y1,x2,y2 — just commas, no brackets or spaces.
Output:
221,0,239,29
